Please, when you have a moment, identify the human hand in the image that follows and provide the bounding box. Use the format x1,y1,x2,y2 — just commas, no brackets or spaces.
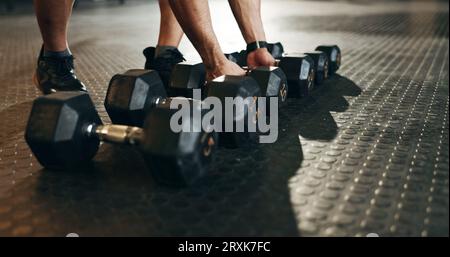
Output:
246,48,276,69
206,60,246,81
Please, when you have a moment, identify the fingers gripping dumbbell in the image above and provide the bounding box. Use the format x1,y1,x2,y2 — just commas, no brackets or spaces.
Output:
168,62,288,111
225,47,314,97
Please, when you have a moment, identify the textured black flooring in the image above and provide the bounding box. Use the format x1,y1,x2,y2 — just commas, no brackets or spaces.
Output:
0,0,448,236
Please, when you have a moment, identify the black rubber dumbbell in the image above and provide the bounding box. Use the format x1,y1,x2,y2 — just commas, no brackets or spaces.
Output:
205,75,261,148
225,50,314,98
105,69,262,148
267,42,284,59
103,68,203,126
105,69,168,127
25,91,217,186
315,45,341,75
276,54,315,98
302,45,341,86
225,51,248,67
168,63,288,114
169,62,206,98
226,42,344,92
266,42,340,77
304,51,329,86
246,66,288,112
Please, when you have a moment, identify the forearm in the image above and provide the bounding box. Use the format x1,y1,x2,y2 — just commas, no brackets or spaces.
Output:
228,0,267,44
168,0,227,70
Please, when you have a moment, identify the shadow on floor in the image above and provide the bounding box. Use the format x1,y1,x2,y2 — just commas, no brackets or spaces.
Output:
295,75,361,141
33,140,302,236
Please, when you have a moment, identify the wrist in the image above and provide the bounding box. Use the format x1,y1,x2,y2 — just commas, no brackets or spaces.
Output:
247,47,270,56
246,41,268,54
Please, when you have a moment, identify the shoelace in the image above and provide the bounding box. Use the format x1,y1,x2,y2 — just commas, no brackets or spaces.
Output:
165,49,186,63
154,49,186,72
42,56,76,81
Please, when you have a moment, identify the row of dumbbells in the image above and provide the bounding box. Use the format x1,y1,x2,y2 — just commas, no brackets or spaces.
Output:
166,43,341,105
25,43,341,186
225,43,341,97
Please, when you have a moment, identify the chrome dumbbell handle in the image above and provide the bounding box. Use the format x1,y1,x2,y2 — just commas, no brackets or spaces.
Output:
85,124,144,146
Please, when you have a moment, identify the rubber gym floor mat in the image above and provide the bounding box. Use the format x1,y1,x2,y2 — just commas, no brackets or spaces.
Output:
0,0,448,236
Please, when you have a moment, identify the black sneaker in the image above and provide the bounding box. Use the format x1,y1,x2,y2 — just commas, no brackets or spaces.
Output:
33,47,87,95
143,46,185,86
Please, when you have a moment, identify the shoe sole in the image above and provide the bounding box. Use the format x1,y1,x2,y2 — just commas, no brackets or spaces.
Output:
33,71,88,94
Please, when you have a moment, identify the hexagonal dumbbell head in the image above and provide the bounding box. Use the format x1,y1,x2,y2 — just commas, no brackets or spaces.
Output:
169,62,206,98
248,66,289,114
140,98,218,186
206,75,261,148
304,51,329,86
225,50,248,67
267,42,285,59
25,92,102,169
105,69,167,127
277,53,315,98
315,45,341,75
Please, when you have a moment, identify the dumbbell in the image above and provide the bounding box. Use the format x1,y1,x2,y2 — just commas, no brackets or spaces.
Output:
270,44,319,93
169,62,206,98
302,51,329,86
302,45,341,86
226,43,342,95
245,66,288,112
168,61,288,111
226,43,341,77
224,51,247,67
267,42,284,59
226,50,314,98
280,45,342,91
105,69,261,148
315,45,341,75
105,69,167,127
205,75,262,148
268,43,340,78
276,54,315,97
26,91,217,186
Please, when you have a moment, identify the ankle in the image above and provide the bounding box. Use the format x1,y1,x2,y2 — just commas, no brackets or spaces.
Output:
42,47,72,59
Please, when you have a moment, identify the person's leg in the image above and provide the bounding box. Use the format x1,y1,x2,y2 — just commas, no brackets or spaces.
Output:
157,0,184,53
34,0,73,52
33,0,87,94
168,0,245,81
143,0,186,85
228,0,275,68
